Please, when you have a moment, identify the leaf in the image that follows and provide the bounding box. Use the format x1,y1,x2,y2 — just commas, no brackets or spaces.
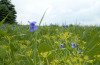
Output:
37,43,55,64
37,49,43,65
10,43,17,52
83,32,100,53
27,57,34,65
0,49,6,58
17,54,30,65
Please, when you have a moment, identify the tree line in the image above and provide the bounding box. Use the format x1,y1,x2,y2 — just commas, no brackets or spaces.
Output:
0,0,17,24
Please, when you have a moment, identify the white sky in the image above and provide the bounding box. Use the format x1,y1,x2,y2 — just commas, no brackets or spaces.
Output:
11,0,100,26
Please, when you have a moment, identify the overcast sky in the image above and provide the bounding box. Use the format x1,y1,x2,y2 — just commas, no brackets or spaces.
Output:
11,0,100,26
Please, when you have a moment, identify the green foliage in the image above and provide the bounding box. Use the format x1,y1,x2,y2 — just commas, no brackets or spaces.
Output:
0,8,100,65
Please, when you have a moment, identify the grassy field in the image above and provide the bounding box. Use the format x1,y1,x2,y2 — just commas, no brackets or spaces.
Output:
0,10,100,65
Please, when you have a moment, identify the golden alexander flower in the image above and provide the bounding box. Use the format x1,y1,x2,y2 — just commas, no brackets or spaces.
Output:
87,60,94,63
84,55,89,60
97,55,100,58
66,59,70,63
79,58,83,62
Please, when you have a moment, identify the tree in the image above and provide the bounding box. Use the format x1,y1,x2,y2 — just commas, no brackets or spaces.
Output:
0,0,17,24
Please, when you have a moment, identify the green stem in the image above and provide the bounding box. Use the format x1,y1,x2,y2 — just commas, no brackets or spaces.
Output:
46,57,49,65
3,58,4,65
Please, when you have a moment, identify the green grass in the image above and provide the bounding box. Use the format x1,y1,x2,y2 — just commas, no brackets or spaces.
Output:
0,9,100,65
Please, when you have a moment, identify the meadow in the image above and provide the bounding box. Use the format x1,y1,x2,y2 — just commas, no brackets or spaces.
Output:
0,10,100,65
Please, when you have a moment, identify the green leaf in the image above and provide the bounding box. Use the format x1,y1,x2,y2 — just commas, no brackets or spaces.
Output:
33,32,38,65
86,41,100,55
17,54,30,65
37,43,55,64
27,57,34,65
0,49,6,58
10,43,17,52
83,32,100,53
37,49,43,65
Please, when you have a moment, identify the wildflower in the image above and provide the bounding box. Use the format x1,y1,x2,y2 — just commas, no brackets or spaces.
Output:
66,25,68,28
84,55,89,60
23,26,25,29
13,25,16,27
19,27,21,29
84,27,85,29
77,38,78,40
59,44,63,48
79,58,83,62
63,25,65,27
28,21,38,32
77,50,81,54
66,59,70,63
2,26,5,29
79,50,81,53
71,43,76,48
3,40,5,41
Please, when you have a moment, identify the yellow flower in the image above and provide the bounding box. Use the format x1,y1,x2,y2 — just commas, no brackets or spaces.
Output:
79,58,83,62
55,29,58,31
87,60,94,63
40,52,52,58
53,59,59,63
94,55,96,58
97,55,100,58
37,39,41,43
84,55,89,60
66,59,70,63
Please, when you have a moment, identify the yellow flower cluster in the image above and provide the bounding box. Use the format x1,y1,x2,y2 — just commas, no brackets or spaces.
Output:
79,58,83,62
55,29,58,31
94,54,100,59
39,52,52,58
2,36,13,40
20,44,27,49
26,49,33,57
59,32,71,39
66,59,70,63
87,60,94,63
50,59,59,65
0,45,8,49
43,34,50,40
25,40,31,45
37,39,42,43
84,55,89,60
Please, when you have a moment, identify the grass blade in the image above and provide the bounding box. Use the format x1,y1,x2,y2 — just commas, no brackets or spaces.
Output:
0,10,14,26
39,8,49,27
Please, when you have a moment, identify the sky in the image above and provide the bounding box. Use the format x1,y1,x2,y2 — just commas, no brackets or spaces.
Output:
11,0,100,26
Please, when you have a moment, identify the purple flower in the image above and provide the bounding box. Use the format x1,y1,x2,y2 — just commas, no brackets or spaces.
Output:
59,44,63,48
63,25,65,27
72,43,76,48
28,21,38,32
77,38,78,40
19,27,21,29
79,50,81,53
2,26,5,29
3,40,5,41
84,27,85,29
23,26,25,29
13,25,16,27
77,50,81,54
66,25,68,28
